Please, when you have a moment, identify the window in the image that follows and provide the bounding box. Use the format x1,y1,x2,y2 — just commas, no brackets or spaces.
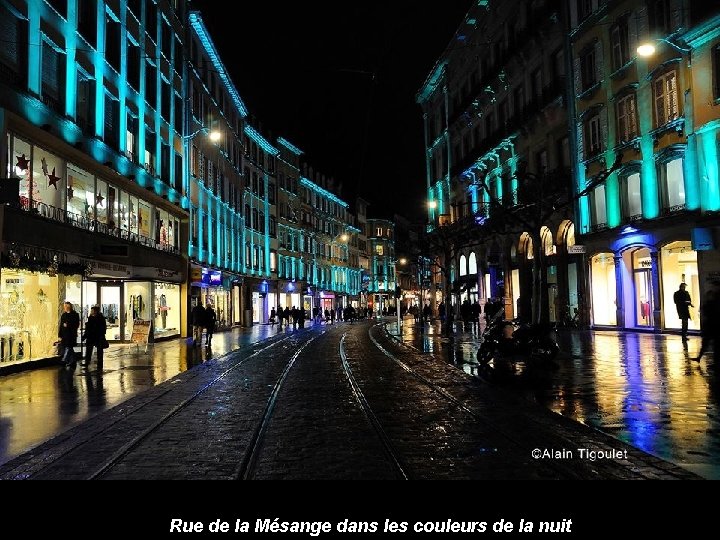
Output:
270,217,277,237
105,11,121,73
616,93,638,143
127,41,141,91
145,61,157,109
654,70,679,127
252,208,258,231
514,85,525,117
376,245,384,256
42,39,64,114
659,157,686,211
532,68,543,100
459,255,467,277
580,47,597,91
76,72,94,132
536,149,548,173
577,0,592,20
621,171,642,220
77,0,97,48
0,6,27,85
126,114,137,162
376,227,383,237
269,182,276,205
553,49,565,79
103,93,119,149
610,18,629,70
584,114,602,158
714,45,720,100
648,0,671,34
591,184,607,228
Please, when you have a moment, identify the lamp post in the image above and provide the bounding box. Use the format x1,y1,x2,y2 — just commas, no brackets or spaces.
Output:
636,37,691,59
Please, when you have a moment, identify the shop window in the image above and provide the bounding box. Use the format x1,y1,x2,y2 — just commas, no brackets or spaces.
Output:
661,241,699,331
66,162,95,224
154,283,181,338
32,145,65,210
591,253,617,325
631,248,654,327
12,136,32,208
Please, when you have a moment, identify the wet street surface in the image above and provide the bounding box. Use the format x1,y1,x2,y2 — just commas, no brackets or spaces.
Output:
391,318,720,479
0,320,695,479
0,324,284,465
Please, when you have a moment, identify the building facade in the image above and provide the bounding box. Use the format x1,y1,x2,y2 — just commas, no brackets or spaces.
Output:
186,11,248,330
417,0,572,323
0,0,190,366
366,218,396,314
570,0,720,332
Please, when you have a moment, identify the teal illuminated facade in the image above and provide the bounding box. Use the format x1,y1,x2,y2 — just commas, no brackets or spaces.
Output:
0,0,190,366
417,0,573,323
570,0,720,333
366,219,395,314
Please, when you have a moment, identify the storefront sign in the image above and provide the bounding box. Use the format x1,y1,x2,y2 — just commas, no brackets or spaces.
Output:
691,228,714,251
86,261,131,278
130,319,152,352
567,245,586,254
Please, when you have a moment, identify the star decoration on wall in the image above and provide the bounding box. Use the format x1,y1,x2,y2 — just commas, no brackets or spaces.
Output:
48,167,60,189
15,154,29,172
95,192,104,206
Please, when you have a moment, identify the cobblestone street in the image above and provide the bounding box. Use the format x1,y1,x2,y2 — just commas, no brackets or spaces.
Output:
389,318,720,479
0,321,697,480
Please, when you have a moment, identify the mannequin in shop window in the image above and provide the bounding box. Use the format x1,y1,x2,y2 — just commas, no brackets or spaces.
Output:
640,298,651,323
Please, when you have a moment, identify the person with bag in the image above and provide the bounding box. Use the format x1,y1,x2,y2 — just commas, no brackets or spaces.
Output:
83,305,107,370
58,301,80,367
204,303,217,346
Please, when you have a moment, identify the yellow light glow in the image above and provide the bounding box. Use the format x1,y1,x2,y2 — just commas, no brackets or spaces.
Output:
209,130,222,142
427,200,438,209
340,234,349,242
399,258,407,265
637,43,656,57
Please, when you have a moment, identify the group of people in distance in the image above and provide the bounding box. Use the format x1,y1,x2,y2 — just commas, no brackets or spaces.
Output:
190,302,217,347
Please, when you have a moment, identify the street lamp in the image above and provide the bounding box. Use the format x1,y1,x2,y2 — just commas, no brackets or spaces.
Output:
427,200,438,210
183,126,222,142
637,37,691,57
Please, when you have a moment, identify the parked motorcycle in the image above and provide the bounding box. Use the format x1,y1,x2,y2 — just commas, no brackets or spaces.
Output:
477,311,560,367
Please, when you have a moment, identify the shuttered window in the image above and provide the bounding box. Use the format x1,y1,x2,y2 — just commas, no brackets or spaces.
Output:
654,70,678,127
104,94,119,149
42,40,64,113
0,5,27,84
616,93,638,143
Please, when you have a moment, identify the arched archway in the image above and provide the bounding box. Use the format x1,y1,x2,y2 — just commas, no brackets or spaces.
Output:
459,254,467,277
557,220,575,247
541,226,554,256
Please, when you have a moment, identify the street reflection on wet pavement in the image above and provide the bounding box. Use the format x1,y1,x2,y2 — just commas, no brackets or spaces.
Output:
0,324,281,465
391,319,720,479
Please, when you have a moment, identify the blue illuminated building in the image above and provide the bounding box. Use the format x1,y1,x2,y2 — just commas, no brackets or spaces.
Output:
0,0,190,366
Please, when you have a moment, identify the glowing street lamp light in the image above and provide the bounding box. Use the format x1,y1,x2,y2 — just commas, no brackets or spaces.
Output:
427,200,438,210
399,258,407,265
208,130,222,142
637,43,657,57
637,38,690,58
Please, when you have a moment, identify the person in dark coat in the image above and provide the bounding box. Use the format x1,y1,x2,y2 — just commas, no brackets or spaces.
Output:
191,301,206,346
673,283,693,341
205,304,217,346
58,301,80,366
83,305,107,369
423,303,432,323
291,306,298,330
297,307,305,329
269,308,277,326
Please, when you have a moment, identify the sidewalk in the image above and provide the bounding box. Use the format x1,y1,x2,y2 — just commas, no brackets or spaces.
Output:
386,317,720,479
0,322,289,465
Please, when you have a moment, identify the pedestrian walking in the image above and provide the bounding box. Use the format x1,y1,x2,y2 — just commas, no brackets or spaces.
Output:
298,307,305,329
437,302,445,323
461,299,471,331
673,283,694,341
423,302,432,323
191,300,206,346
291,306,298,329
472,301,481,328
82,305,107,369
205,303,217,346
57,301,80,366
269,308,277,326
694,290,719,362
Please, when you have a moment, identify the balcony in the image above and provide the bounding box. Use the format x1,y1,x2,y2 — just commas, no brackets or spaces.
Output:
17,198,180,255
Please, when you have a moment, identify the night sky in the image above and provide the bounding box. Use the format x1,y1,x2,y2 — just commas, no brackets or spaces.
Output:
189,1,472,221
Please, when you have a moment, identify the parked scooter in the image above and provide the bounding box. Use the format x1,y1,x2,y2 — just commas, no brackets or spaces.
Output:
477,311,560,367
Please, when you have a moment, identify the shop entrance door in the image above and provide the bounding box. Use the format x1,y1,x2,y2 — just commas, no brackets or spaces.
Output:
100,284,123,341
634,269,654,327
